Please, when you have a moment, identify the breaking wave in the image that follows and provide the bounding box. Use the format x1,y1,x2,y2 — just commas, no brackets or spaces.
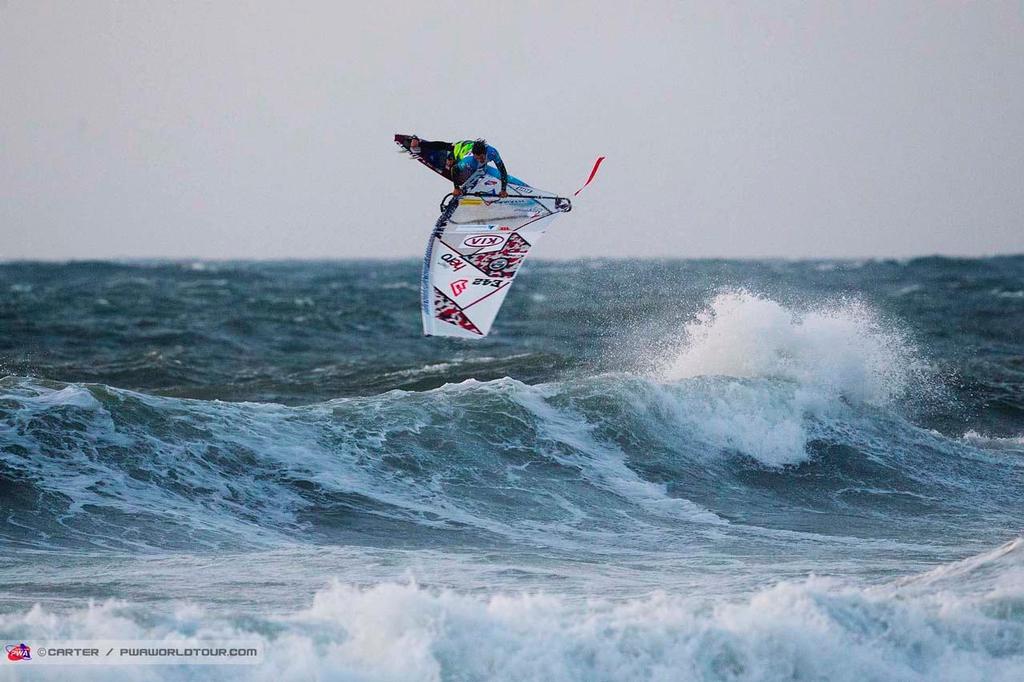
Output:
0,294,1017,552
2,539,1022,681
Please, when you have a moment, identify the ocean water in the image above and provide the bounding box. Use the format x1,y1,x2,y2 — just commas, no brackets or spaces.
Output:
1,257,1022,681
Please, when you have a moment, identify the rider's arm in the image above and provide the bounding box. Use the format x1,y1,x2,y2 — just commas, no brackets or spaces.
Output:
488,148,508,193
495,158,508,193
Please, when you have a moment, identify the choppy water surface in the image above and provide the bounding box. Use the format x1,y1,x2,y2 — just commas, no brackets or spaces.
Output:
1,258,1022,680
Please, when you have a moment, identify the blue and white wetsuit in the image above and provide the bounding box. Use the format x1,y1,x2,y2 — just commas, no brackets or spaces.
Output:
451,142,508,193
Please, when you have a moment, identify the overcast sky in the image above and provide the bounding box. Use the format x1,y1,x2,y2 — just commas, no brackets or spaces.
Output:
2,1,1022,260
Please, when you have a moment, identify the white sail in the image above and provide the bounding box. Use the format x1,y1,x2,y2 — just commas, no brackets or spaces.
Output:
421,168,570,338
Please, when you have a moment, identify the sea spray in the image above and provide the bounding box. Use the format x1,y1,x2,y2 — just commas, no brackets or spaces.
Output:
663,291,924,404
650,291,932,465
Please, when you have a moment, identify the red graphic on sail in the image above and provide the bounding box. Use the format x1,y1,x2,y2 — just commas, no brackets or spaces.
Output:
433,288,482,335
466,233,531,278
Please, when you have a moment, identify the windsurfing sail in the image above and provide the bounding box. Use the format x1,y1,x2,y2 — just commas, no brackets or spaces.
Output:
395,134,603,338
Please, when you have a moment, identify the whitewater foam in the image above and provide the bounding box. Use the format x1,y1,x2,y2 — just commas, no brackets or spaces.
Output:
664,291,922,405
961,431,1024,453
3,542,1022,682
649,292,930,466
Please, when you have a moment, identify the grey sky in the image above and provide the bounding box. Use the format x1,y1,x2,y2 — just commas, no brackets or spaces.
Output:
2,1,1022,260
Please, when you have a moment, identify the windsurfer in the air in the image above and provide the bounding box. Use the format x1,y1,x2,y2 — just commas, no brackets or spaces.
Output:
405,136,509,198
451,139,508,198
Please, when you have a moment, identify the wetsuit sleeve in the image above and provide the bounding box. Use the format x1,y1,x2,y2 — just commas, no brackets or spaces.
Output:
488,149,508,192
496,158,508,193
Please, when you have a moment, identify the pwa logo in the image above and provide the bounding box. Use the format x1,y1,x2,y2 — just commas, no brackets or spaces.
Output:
450,279,468,296
462,235,505,248
5,643,31,661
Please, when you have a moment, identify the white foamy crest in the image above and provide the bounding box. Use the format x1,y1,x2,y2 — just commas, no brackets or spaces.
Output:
665,291,920,404
3,552,1023,682
653,292,927,466
960,431,1024,454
